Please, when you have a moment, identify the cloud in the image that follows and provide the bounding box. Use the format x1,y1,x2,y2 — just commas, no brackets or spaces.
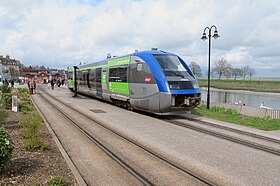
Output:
0,0,280,77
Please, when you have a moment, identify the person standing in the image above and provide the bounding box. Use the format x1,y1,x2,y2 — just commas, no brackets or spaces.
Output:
11,80,14,89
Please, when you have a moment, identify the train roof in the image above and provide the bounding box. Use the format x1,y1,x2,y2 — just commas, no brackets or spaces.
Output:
74,49,178,69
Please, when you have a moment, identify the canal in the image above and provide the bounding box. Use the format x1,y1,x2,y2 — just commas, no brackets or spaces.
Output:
201,88,280,110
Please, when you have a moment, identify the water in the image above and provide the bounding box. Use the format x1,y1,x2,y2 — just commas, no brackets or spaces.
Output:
201,88,280,110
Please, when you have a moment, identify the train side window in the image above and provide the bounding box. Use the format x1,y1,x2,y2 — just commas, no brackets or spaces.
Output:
109,66,128,82
88,69,96,89
67,72,73,80
96,68,102,82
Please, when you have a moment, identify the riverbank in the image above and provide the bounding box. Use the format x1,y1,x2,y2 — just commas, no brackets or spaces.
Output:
197,79,280,93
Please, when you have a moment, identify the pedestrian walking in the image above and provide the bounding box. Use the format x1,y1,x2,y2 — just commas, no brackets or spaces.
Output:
51,79,55,90
11,80,14,89
57,79,61,90
32,80,36,93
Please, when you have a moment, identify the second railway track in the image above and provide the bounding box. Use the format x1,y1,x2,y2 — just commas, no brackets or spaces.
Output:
161,116,280,156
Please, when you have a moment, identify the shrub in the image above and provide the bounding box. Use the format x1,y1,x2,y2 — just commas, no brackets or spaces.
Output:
19,112,47,150
48,176,68,186
1,93,12,109
0,127,13,172
0,108,9,127
24,138,47,150
18,88,29,94
1,85,11,95
17,88,30,101
18,101,34,112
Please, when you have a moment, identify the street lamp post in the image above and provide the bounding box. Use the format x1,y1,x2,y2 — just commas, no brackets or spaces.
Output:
201,25,220,109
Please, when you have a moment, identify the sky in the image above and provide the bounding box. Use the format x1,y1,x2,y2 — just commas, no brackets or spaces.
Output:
0,0,280,77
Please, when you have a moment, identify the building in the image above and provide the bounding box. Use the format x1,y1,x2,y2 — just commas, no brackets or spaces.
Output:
20,66,65,84
0,55,22,81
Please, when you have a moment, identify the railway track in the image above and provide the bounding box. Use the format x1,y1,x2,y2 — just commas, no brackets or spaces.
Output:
36,90,151,185
37,86,215,186
162,116,280,156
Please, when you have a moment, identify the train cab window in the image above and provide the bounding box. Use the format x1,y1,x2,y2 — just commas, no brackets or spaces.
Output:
109,66,128,82
154,54,192,78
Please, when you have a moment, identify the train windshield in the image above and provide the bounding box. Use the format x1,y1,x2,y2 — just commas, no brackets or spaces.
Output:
154,54,191,78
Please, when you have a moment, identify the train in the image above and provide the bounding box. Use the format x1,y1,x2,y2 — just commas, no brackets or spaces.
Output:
67,49,201,114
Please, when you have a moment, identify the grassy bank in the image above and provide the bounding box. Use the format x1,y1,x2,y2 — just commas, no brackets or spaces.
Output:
197,78,280,93
192,105,280,131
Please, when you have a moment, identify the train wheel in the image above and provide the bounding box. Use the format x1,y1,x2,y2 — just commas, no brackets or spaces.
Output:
127,102,133,111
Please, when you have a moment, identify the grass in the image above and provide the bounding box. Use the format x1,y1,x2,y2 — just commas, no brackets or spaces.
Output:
197,78,280,93
192,105,280,131
48,176,68,186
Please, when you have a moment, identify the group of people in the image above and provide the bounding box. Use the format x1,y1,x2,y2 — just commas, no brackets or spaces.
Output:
48,79,65,90
27,79,37,94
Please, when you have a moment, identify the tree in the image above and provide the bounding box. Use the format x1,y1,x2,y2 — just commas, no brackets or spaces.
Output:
241,66,250,79
189,62,202,77
224,67,233,79
248,68,256,80
9,66,20,80
212,58,232,79
232,68,242,80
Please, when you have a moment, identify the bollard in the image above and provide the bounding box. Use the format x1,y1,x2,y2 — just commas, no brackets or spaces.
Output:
12,96,18,112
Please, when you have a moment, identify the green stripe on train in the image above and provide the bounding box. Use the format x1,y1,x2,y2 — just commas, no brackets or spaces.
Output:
68,68,74,72
68,80,74,87
108,56,130,67
109,82,129,95
79,64,107,71
102,72,107,90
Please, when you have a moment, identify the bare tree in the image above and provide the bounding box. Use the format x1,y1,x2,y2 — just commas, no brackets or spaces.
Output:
232,68,242,80
241,66,250,79
224,67,233,79
212,58,232,79
9,66,20,80
189,62,202,77
248,68,256,80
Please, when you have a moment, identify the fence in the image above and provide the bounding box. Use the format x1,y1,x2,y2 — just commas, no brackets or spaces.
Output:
211,102,280,119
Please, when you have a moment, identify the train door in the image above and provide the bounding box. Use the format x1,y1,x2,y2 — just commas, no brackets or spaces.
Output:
87,70,91,88
96,67,102,97
102,68,107,91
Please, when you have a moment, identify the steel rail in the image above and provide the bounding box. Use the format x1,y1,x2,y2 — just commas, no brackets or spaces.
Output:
39,87,215,186
31,95,87,186
185,117,280,144
163,119,280,156
37,91,152,186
